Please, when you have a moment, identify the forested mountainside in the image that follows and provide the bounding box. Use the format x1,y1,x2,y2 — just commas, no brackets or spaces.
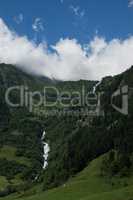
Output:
0,63,96,196
42,66,133,190
0,63,133,199
0,64,48,196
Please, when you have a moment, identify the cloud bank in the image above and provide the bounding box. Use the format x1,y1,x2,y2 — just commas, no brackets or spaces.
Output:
0,18,133,81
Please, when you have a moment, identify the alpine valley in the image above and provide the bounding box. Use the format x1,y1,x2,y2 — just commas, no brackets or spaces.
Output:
0,63,133,200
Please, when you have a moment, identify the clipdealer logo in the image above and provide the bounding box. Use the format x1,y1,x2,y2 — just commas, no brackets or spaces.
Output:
5,84,131,116
4,85,101,114
111,85,128,115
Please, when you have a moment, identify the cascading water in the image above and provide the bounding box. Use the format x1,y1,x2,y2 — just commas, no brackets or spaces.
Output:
41,130,50,169
93,80,102,94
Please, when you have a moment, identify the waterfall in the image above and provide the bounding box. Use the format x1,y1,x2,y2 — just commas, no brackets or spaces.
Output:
41,130,50,169
93,80,102,94
92,80,105,116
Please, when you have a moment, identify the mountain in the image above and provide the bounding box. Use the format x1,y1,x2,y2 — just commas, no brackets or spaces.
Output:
0,64,49,196
0,63,133,199
0,63,96,197
0,63,52,88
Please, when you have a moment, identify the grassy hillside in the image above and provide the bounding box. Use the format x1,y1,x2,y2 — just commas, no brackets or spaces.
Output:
0,146,30,166
3,153,133,200
0,177,8,191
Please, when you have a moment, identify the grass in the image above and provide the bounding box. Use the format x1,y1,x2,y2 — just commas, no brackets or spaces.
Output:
2,153,133,200
0,145,30,192
0,176,8,191
0,145,30,166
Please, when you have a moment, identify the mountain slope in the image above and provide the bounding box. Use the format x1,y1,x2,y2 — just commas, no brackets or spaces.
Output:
0,63,133,199
0,63,53,195
3,153,133,200
0,63,96,196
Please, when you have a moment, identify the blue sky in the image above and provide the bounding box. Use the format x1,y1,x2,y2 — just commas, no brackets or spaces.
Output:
0,0,133,45
0,0,133,81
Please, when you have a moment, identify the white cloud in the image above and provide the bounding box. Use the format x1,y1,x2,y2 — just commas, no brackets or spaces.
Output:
14,13,24,24
128,0,133,7
0,18,133,81
70,5,85,18
32,18,44,32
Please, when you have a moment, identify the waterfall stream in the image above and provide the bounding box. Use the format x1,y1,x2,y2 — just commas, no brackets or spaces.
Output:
93,80,102,94
41,130,50,169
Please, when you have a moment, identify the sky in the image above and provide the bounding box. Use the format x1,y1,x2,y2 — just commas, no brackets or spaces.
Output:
0,0,133,80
